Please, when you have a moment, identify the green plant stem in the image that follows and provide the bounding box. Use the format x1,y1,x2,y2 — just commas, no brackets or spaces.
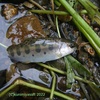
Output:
77,0,96,17
58,0,100,48
77,0,98,17
50,71,56,100
0,79,75,100
30,9,68,15
56,16,61,37
54,0,61,7
0,43,7,48
73,18,100,56
77,0,100,25
85,0,98,10
30,9,88,15
37,63,66,75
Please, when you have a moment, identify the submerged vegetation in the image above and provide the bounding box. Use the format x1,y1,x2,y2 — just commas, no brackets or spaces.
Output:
0,0,100,100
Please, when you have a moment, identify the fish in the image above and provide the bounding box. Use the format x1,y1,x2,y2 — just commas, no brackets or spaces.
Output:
7,38,76,63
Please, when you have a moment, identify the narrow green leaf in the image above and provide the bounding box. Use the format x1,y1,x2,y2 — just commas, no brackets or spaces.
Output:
67,55,91,77
64,57,75,84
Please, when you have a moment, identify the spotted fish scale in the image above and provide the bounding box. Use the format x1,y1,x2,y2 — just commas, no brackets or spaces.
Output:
7,38,76,63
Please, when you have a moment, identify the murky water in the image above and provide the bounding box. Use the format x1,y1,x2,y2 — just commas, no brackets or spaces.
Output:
0,4,13,70
0,3,27,70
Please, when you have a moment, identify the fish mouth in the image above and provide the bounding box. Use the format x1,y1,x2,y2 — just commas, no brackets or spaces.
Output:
73,47,77,51
67,42,77,49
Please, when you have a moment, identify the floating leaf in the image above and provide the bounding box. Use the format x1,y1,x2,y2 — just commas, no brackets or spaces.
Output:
6,15,46,43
